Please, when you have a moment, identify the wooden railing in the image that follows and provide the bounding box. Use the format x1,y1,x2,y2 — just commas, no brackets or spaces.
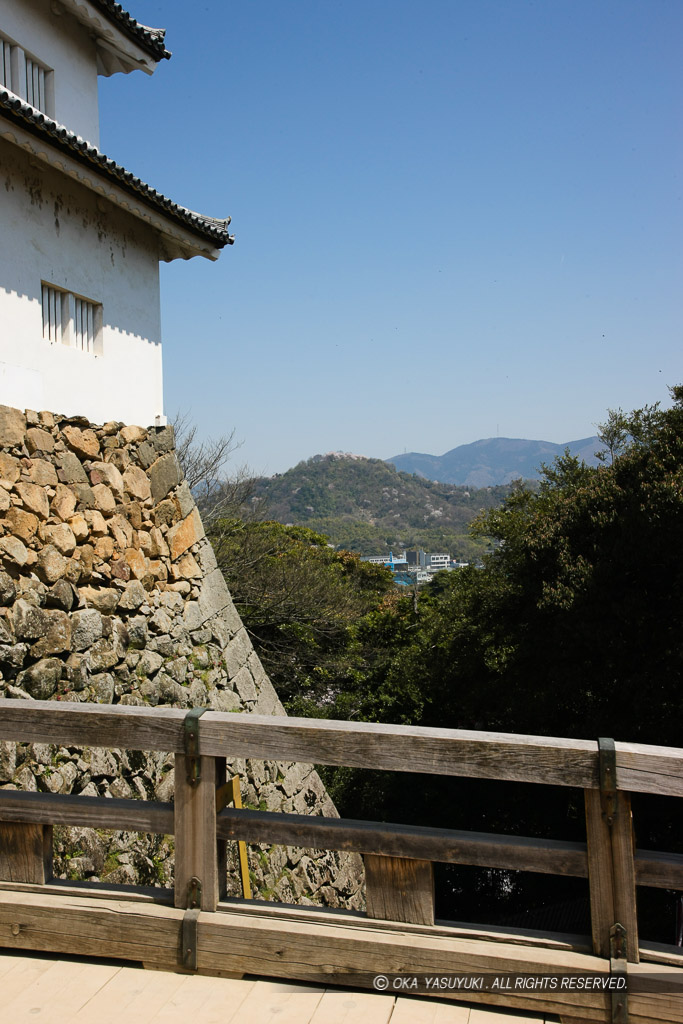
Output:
0,701,682,1023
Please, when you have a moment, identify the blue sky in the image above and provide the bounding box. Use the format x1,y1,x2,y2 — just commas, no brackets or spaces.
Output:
100,1,682,476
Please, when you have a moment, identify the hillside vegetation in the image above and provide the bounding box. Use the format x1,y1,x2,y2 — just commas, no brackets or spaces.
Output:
251,454,515,558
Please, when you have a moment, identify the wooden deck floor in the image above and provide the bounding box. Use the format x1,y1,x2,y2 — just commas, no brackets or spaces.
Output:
0,950,558,1024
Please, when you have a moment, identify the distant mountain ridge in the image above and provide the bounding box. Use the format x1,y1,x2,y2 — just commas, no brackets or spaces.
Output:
387,436,601,487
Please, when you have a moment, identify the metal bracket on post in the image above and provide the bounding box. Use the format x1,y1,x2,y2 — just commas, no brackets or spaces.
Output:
184,707,206,787
609,922,629,1023
181,875,202,970
599,736,618,827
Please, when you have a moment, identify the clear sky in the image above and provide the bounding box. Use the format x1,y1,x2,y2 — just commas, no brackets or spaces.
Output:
99,1,682,477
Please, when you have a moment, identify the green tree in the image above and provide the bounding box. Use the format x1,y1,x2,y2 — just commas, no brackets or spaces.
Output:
212,521,394,707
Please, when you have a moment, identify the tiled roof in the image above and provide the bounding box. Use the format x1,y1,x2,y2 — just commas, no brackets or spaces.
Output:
87,1,171,61
0,89,234,249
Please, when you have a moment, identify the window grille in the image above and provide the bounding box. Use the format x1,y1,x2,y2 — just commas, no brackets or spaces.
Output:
74,296,95,354
0,34,51,114
41,284,100,355
1,40,11,90
25,57,45,112
42,284,62,343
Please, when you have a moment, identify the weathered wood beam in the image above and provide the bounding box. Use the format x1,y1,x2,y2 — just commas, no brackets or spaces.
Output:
0,823,52,884
365,854,434,926
0,702,682,795
216,807,589,876
1,790,679,893
0,888,681,1021
174,754,222,912
585,790,639,963
0,790,173,834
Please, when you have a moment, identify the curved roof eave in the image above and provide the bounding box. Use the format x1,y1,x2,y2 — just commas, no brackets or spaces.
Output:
0,89,234,253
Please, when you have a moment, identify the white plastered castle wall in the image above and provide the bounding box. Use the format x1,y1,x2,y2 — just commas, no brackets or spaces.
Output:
0,0,100,145
0,139,164,426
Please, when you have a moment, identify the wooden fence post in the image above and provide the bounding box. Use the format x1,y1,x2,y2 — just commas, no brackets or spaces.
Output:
365,854,434,926
585,788,639,962
0,822,52,884
174,754,225,911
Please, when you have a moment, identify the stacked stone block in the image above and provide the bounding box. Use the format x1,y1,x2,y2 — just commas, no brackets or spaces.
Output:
0,405,363,908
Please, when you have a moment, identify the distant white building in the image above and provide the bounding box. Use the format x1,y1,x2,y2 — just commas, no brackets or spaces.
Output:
0,0,233,425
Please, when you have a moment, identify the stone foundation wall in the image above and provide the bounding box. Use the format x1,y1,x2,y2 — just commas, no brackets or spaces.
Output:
0,405,363,909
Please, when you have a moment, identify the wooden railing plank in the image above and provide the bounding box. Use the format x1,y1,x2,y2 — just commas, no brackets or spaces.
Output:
635,849,683,889
0,791,173,834
216,807,589,876
1,702,682,795
0,887,643,1022
2,790,675,891
0,700,187,753
201,713,601,788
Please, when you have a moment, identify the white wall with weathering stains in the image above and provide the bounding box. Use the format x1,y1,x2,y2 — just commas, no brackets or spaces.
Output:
0,139,165,427
0,0,100,145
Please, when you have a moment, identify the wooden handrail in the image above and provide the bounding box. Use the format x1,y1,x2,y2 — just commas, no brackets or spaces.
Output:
2,700,683,1023
2,699,683,971
0,699,682,794
0,789,680,891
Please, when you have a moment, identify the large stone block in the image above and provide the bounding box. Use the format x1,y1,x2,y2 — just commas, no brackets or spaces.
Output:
0,535,28,569
0,405,26,446
62,426,100,460
167,509,203,562
19,656,63,699
119,425,147,444
122,465,151,502
31,610,71,657
0,453,20,485
25,427,54,455
223,628,252,679
51,484,78,521
90,462,124,498
71,609,103,651
6,507,39,542
13,598,49,640
42,523,77,557
15,482,50,520
196,567,230,622
91,484,116,514
148,453,179,504
150,425,175,453
36,545,68,585
27,459,58,486
57,453,88,485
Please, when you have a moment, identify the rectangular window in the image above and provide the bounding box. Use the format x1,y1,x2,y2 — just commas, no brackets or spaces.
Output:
0,33,52,115
42,284,102,355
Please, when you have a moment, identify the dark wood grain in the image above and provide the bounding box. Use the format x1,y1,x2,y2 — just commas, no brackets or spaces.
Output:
1,702,682,795
365,854,434,926
216,807,589,876
0,822,52,884
0,790,173,834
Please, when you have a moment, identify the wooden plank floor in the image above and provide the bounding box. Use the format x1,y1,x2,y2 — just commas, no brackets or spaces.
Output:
0,950,557,1024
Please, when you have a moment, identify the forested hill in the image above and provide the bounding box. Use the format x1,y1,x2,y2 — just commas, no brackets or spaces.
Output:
251,454,515,557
